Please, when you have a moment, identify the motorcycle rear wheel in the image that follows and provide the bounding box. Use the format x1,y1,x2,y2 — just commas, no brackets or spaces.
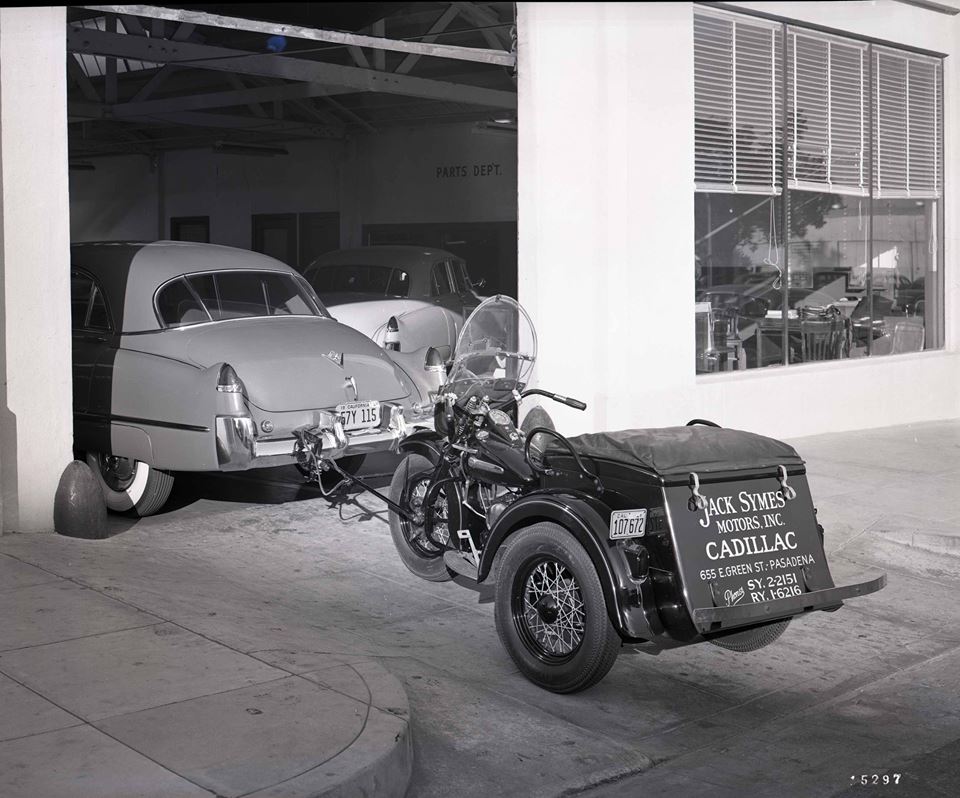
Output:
706,618,791,652
388,454,456,582
494,522,621,693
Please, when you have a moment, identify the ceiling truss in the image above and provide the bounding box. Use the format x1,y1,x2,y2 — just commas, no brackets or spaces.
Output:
82,4,516,67
66,2,517,158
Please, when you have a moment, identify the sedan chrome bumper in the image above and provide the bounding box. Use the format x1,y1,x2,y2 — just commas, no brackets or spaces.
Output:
215,404,432,471
215,416,257,469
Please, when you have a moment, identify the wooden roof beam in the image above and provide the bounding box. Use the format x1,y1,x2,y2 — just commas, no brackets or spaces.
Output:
80,4,515,68
67,25,517,110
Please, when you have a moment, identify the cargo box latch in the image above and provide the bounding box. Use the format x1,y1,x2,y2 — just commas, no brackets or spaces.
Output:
777,465,797,500
687,471,706,512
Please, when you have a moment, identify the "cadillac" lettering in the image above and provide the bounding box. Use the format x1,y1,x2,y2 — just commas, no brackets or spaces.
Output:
706,531,797,561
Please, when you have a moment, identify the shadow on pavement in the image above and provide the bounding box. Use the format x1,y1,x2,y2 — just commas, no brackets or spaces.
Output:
105,452,402,537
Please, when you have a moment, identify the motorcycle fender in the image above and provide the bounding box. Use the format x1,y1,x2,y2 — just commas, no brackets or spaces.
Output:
398,429,444,465
479,494,637,640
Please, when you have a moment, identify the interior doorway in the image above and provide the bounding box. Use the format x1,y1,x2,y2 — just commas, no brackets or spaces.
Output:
252,212,340,271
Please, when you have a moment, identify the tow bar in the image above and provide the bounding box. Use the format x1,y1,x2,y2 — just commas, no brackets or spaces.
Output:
294,424,416,522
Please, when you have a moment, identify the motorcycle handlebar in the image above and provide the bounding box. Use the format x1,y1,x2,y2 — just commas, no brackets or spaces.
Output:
520,388,587,411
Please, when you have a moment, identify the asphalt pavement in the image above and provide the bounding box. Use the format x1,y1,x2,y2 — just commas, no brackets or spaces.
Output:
1,422,959,797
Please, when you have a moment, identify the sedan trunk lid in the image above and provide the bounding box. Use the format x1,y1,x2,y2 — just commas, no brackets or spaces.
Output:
175,317,411,411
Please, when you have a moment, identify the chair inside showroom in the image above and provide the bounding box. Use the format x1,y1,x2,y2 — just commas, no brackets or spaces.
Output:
711,309,743,370
799,317,842,362
890,318,925,354
695,302,719,373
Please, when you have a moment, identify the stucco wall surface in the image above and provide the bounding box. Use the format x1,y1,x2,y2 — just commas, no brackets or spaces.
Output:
519,1,960,439
0,7,73,533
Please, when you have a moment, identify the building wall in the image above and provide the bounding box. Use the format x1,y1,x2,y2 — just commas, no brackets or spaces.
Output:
0,7,72,533
70,123,518,250
519,1,960,440
70,154,159,241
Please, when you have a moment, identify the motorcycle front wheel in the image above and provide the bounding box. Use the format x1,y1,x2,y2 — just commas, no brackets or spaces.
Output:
494,522,621,693
388,453,456,582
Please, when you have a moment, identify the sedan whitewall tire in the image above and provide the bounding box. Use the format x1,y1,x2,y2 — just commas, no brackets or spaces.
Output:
86,452,174,517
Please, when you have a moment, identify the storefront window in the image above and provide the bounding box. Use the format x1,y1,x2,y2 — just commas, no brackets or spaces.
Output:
693,7,943,373
866,197,940,356
783,191,866,364
695,193,784,371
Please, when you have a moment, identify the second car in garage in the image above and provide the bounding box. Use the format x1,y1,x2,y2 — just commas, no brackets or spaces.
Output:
304,245,485,360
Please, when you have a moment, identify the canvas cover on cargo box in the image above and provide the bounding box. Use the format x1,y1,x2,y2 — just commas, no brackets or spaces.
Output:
554,426,804,478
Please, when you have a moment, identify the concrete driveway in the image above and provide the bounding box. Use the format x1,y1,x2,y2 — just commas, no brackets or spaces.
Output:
2,422,959,797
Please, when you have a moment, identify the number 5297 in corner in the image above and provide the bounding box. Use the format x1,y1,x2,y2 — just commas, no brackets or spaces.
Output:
850,774,901,786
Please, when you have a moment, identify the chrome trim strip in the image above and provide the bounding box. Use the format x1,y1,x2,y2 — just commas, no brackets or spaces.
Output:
75,411,210,433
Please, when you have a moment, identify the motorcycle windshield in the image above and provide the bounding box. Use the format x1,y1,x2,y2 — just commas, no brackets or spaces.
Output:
447,295,537,393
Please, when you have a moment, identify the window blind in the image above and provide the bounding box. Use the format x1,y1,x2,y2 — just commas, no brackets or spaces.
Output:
787,30,868,196
873,47,942,199
694,8,782,195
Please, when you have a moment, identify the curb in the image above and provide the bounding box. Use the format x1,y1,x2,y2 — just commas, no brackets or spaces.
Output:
249,659,413,798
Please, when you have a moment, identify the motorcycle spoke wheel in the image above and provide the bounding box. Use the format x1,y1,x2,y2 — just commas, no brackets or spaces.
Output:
518,559,585,660
495,522,621,693
403,479,448,557
388,454,457,582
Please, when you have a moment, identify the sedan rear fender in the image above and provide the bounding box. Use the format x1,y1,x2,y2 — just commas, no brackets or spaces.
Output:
386,347,446,405
374,306,459,360
103,348,241,470
111,350,239,424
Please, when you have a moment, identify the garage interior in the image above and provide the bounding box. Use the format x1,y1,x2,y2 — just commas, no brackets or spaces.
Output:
66,2,518,295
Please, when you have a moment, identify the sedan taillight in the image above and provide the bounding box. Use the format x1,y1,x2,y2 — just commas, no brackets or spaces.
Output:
216,363,247,395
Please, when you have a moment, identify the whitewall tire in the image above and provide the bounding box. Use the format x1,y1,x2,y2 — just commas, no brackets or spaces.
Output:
86,452,174,517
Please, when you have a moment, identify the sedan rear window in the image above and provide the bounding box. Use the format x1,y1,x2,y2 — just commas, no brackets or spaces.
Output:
156,271,325,328
306,264,410,297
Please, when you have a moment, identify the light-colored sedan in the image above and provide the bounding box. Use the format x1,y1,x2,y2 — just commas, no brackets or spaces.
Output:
304,246,485,361
71,241,441,516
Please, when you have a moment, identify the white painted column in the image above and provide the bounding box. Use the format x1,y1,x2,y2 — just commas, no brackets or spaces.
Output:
518,2,696,435
0,7,73,533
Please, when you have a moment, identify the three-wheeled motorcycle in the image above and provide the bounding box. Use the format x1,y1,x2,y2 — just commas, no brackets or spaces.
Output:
296,296,886,693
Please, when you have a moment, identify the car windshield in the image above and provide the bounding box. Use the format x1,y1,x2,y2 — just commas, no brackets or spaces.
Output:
307,264,410,297
156,271,327,328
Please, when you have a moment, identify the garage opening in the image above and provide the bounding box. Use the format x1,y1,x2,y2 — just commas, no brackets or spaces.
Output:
66,3,518,295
